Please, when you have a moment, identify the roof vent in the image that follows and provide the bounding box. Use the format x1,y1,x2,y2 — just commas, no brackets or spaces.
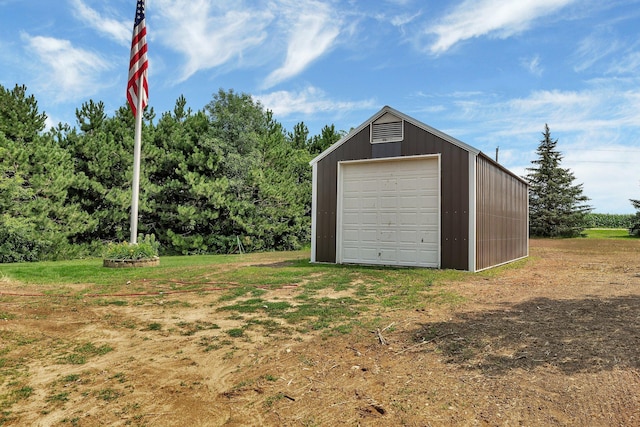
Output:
371,112,403,144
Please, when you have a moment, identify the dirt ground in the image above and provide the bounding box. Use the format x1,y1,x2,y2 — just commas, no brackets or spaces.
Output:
1,238,640,426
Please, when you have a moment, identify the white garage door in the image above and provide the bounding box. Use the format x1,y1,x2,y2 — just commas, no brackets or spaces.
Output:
338,156,440,267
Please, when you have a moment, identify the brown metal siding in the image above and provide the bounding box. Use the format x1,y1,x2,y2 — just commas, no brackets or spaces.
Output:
315,121,470,270
402,122,469,270
315,126,372,263
476,154,528,270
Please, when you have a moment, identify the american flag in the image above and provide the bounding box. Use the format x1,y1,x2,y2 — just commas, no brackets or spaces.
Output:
127,0,148,117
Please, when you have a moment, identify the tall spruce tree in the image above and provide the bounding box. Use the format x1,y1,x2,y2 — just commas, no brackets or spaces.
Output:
526,124,591,237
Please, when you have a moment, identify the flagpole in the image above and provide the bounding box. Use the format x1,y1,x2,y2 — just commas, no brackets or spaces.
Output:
130,73,144,245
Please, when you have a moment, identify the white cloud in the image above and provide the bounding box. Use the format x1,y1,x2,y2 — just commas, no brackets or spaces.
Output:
389,12,422,28
521,54,543,76
22,33,111,102
573,31,622,72
255,86,375,117
384,0,414,6
607,50,640,75
155,0,273,82
263,1,341,89
424,0,576,54
446,88,629,140
69,0,131,46
428,83,640,213
153,0,342,87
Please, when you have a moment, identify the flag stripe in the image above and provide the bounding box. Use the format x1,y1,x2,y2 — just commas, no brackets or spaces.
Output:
127,0,148,117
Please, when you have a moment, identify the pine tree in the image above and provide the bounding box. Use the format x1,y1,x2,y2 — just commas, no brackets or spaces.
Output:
630,198,640,236
288,122,310,149
0,84,94,261
308,124,344,154
526,124,591,237
0,84,47,144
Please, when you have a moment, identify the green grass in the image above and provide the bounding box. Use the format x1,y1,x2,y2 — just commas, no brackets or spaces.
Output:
144,322,162,331
46,392,69,403
0,250,476,335
0,252,262,288
583,228,633,239
226,328,244,338
59,342,113,365
96,388,121,401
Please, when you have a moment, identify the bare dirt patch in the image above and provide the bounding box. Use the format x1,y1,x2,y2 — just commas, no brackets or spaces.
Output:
1,238,639,426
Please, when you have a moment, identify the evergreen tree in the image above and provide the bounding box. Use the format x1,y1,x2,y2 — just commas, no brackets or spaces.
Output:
0,84,93,261
0,133,42,262
0,129,94,261
75,99,106,134
203,89,311,252
147,90,312,254
61,102,154,243
288,122,310,149
630,198,640,235
0,83,317,260
526,124,591,237
146,99,220,254
308,124,344,154
0,84,47,144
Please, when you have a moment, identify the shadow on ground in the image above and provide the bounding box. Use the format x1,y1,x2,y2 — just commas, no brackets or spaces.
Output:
411,295,640,375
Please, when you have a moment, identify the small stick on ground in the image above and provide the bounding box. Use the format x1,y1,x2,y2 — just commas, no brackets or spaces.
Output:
381,322,396,333
374,328,388,345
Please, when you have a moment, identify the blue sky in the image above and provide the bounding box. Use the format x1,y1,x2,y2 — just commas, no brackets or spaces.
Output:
1,0,640,213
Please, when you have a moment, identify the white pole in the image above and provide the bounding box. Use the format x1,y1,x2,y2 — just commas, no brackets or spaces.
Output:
130,74,144,245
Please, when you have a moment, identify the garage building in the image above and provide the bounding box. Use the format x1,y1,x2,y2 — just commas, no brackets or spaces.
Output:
309,106,528,272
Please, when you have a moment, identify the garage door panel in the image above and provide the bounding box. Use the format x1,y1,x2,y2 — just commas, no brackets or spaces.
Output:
417,251,439,265
378,212,398,225
378,229,397,243
416,229,440,247
398,215,419,228
360,213,378,225
418,196,439,209
398,229,419,244
380,179,397,191
359,229,377,243
342,228,360,242
378,249,398,264
346,247,378,263
341,248,361,262
379,196,398,208
339,156,440,268
398,196,418,209
398,249,422,264
344,180,367,192
342,212,361,225
396,177,420,190
358,196,376,208
419,176,438,186
419,212,439,224
342,197,360,209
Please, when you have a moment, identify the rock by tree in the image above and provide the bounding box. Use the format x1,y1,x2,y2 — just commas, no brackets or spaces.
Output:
526,124,591,237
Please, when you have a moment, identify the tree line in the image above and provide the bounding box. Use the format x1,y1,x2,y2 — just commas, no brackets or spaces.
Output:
0,84,343,262
2,83,638,263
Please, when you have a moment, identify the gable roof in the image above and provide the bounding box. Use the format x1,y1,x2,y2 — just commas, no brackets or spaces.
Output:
309,105,481,166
